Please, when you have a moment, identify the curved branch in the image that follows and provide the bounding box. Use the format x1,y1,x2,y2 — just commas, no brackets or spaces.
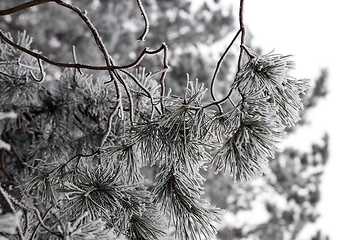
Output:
99,80,123,151
0,30,168,71
32,208,63,238
136,0,150,41
53,0,112,68
210,29,242,102
203,88,235,109
29,58,45,83
30,206,52,240
0,0,51,16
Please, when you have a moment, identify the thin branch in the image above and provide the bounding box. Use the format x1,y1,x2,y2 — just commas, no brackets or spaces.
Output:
237,0,246,72
203,88,235,109
0,30,166,71
0,232,10,239
0,70,26,80
207,0,247,114
46,150,100,176
241,44,256,59
210,29,242,102
32,207,63,238
120,69,158,119
0,0,51,15
136,0,150,41
0,186,62,238
114,70,134,126
72,45,83,75
99,83,123,150
159,42,169,114
30,206,53,240
29,58,45,83
53,0,112,67
120,69,152,98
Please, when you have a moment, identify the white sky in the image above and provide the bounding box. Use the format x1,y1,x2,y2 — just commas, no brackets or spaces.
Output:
196,0,360,239
242,1,360,239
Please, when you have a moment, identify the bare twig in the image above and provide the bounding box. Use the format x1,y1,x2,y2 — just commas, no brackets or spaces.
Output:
0,70,26,80
30,206,53,240
113,70,134,126
29,58,45,83
46,150,100,176
136,0,150,41
120,69,158,119
32,207,63,238
120,69,152,99
210,29,242,102
99,83,123,150
159,42,169,114
0,0,51,16
0,30,168,71
72,45,84,75
241,44,256,59
0,186,62,238
237,0,246,72
203,88,235,109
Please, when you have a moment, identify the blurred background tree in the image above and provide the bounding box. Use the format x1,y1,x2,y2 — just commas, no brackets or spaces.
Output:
0,0,329,239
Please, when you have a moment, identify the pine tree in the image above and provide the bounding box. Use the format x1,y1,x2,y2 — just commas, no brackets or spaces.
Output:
0,1,311,239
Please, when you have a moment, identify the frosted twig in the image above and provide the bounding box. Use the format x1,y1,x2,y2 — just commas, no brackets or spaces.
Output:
30,206,53,240
159,42,169,114
0,30,167,71
237,0,246,72
241,44,256,59
210,29,242,102
136,0,150,41
99,80,123,151
113,70,134,126
32,207,63,238
121,69,157,119
29,58,45,83
0,0,51,15
72,45,83,75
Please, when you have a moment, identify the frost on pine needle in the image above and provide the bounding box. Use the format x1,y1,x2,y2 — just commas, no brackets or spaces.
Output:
213,52,309,181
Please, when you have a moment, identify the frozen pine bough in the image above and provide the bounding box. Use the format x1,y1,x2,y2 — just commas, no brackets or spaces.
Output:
0,1,309,239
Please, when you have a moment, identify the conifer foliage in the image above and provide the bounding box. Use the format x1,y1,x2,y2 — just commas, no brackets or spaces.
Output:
0,0,309,239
